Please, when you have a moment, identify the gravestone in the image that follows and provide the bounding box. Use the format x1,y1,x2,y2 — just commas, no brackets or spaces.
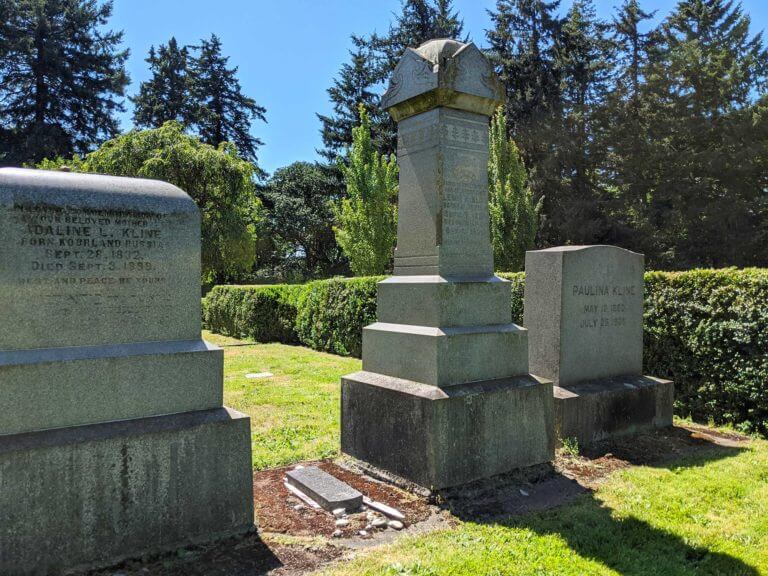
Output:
0,168,253,575
524,245,673,446
285,466,363,512
341,39,554,489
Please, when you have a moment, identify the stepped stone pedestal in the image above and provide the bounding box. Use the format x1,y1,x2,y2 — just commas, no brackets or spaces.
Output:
341,40,554,489
0,168,253,575
524,245,674,447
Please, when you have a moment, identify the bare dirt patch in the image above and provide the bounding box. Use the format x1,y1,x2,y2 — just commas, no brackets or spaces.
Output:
254,460,433,539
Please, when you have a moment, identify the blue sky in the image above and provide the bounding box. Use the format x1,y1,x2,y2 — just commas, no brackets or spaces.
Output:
111,0,767,175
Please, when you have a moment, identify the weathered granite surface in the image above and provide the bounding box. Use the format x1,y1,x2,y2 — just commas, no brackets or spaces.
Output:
0,168,224,434
342,371,554,488
524,245,673,445
0,168,200,350
0,408,253,576
524,245,644,386
0,168,253,575
285,466,363,512
341,40,554,489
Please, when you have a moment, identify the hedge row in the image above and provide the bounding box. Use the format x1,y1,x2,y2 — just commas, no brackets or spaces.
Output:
203,277,383,357
203,269,768,434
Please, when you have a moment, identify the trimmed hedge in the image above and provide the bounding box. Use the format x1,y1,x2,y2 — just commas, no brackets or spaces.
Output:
203,284,304,343
204,269,768,434
643,269,768,434
295,276,383,357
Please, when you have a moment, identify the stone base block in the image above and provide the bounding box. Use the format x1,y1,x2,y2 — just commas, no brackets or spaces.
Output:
341,371,554,488
362,322,529,387
0,339,223,435
554,375,674,447
377,275,512,327
0,408,254,576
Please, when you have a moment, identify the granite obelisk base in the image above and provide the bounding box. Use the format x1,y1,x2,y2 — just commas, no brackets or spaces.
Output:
554,376,674,447
342,371,554,488
0,408,253,576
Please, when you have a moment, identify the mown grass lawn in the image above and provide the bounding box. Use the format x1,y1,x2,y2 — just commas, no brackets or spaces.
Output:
322,441,768,576
209,331,768,575
206,330,360,469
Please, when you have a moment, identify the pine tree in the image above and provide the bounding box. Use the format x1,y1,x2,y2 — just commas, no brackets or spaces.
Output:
132,37,194,129
646,0,768,267
317,42,385,161
334,105,398,276
486,0,562,243
0,0,129,166
602,0,660,254
190,34,266,163
551,0,614,244
318,0,465,160
488,108,541,271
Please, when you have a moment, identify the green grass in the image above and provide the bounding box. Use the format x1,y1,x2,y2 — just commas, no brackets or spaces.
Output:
321,444,768,575
206,330,360,469
210,331,768,575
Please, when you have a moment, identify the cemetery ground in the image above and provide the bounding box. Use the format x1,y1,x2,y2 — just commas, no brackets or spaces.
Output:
79,331,768,576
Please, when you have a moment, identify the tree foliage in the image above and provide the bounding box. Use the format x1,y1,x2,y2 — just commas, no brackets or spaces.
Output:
489,108,541,271
39,122,261,284
319,0,465,161
334,106,398,276
191,34,266,163
0,0,129,165
131,34,266,166
259,161,348,280
486,0,768,269
131,37,194,129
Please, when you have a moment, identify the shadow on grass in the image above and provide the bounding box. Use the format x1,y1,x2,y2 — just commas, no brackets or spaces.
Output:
440,427,757,576
85,531,284,576
509,491,758,576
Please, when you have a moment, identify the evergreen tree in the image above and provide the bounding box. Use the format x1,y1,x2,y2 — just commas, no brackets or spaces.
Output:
488,108,541,271
551,0,614,244
645,0,768,267
259,161,348,279
0,0,129,166
486,0,562,243
334,105,398,276
131,38,194,129
190,34,266,163
317,42,385,161
603,0,661,253
319,0,465,160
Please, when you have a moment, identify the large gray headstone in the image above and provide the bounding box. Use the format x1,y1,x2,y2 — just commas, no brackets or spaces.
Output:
524,245,644,386
524,245,673,447
0,168,220,434
0,168,253,574
341,40,554,489
0,168,200,350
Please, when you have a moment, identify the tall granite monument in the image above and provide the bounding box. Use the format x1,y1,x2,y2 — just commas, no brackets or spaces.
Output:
524,245,673,446
341,39,554,489
0,168,253,575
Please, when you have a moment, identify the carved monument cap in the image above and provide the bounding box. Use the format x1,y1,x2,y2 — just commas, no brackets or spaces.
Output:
381,39,504,121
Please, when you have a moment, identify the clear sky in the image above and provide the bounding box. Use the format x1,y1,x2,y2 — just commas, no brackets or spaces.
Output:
111,0,767,175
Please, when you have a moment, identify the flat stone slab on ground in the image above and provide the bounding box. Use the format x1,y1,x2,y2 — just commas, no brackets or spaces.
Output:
285,466,363,512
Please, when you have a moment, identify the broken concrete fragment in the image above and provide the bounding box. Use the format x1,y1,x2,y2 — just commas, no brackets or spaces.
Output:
363,496,405,520
285,466,363,513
